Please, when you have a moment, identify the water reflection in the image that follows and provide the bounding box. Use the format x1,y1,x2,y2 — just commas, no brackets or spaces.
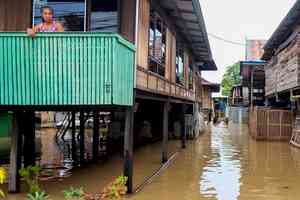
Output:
130,122,300,200
199,122,241,200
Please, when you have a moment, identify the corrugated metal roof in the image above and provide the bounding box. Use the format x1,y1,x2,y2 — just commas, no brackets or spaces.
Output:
262,0,300,60
201,78,220,93
157,0,217,71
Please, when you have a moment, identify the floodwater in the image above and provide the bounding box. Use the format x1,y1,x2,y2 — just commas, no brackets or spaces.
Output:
4,122,300,199
130,122,300,200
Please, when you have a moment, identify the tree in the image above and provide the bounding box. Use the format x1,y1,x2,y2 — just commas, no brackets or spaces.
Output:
221,62,241,96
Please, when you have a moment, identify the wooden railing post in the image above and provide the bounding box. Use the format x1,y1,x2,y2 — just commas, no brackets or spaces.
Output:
162,100,169,163
8,112,23,193
124,106,134,193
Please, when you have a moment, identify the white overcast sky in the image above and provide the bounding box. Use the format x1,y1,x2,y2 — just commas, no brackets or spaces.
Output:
200,0,296,85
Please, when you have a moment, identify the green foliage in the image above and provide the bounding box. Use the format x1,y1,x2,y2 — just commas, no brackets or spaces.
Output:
26,191,50,200
19,165,42,194
101,176,128,200
63,187,85,200
221,62,241,96
0,167,7,198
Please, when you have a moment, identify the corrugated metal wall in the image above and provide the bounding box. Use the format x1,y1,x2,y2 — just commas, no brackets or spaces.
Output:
0,33,135,107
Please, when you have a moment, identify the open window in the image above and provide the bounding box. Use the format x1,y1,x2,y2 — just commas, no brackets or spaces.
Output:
33,0,119,32
90,0,119,32
176,43,184,85
188,59,194,90
33,0,85,31
148,9,166,77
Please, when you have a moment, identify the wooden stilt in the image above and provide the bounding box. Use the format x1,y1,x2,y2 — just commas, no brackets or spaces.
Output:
162,101,169,163
8,112,23,193
23,111,36,167
181,104,186,149
79,111,85,163
71,111,77,163
123,107,134,193
93,111,100,162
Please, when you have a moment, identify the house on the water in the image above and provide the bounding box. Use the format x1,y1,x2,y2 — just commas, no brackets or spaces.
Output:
200,78,220,121
0,0,217,194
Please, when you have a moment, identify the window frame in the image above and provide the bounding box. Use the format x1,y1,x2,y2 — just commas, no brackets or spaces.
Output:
32,0,121,32
148,8,167,77
176,42,184,85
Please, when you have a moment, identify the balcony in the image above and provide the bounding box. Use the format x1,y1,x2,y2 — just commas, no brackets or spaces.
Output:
0,32,135,107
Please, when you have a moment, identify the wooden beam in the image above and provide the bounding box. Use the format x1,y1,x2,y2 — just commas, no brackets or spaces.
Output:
71,111,77,164
23,111,36,167
162,101,169,163
8,112,23,193
123,107,134,193
79,111,85,163
181,104,187,149
92,111,100,162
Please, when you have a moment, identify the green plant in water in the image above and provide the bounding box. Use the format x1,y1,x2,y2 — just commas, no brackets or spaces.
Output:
19,165,42,194
63,187,85,200
26,191,50,200
101,176,128,200
0,167,7,198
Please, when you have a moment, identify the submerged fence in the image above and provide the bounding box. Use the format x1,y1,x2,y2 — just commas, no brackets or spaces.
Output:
249,107,293,141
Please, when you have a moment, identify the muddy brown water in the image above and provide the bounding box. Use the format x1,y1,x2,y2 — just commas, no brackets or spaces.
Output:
4,122,300,199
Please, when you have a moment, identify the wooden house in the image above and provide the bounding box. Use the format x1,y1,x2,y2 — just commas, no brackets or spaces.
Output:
200,78,220,120
0,0,216,193
240,61,266,107
262,1,300,107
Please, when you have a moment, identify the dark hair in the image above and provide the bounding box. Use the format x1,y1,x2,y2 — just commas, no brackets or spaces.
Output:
40,6,54,22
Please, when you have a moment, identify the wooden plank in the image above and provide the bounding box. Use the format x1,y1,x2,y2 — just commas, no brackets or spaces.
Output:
79,111,85,163
0,0,32,31
120,0,136,43
92,111,100,162
137,0,150,69
23,111,36,167
8,112,22,193
162,101,169,163
123,107,134,193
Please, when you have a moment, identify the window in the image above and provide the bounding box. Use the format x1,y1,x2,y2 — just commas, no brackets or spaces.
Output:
148,9,166,77
33,0,85,31
90,0,118,32
176,43,184,85
188,59,194,90
33,0,119,32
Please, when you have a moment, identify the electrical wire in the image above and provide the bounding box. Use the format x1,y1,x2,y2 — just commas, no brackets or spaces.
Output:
208,33,246,46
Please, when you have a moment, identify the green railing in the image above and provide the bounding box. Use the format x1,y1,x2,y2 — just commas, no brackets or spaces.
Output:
0,32,135,107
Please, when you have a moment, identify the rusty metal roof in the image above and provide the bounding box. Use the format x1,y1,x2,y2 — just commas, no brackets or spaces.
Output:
201,78,220,93
157,0,217,71
262,1,300,60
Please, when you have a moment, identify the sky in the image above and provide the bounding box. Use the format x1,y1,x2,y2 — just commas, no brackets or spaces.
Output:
200,0,296,86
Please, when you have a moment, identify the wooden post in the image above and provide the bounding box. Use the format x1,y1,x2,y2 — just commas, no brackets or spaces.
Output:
123,107,134,193
79,111,85,163
23,111,36,167
181,104,186,149
71,111,77,163
93,111,100,162
162,101,169,163
8,112,23,193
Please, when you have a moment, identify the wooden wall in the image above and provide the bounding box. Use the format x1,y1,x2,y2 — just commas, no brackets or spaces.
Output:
0,0,32,31
137,0,150,69
120,0,136,43
265,32,300,96
202,86,212,109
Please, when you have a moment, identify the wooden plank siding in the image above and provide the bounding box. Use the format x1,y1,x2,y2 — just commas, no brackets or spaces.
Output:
137,0,150,69
135,0,197,101
202,87,212,109
265,32,300,96
0,0,32,31
120,0,136,43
